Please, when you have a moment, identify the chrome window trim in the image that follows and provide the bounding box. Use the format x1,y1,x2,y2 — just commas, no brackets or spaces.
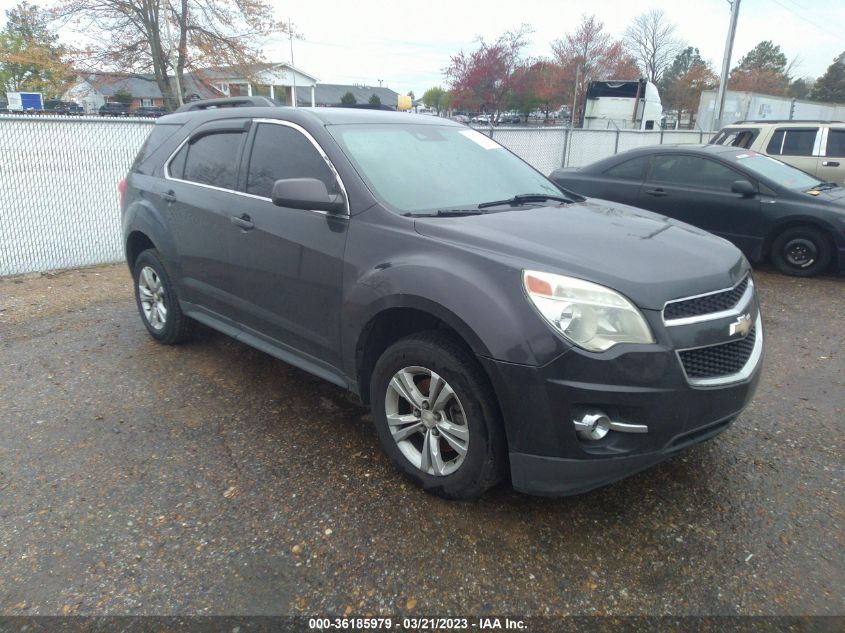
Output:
163,118,350,216
676,314,763,388
662,276,754,326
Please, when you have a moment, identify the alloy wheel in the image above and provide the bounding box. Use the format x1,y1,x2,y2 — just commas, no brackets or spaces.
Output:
137,265,167,330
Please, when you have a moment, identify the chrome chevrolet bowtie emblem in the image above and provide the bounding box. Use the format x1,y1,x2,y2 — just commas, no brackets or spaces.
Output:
729,313,753,337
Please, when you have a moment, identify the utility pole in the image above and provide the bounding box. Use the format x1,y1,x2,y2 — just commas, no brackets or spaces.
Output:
570,66,580,128
289,18,297,108
713,0,741,130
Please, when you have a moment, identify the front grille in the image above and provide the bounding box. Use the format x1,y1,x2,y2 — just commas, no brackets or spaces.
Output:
664,276,749,320
679,326,757,379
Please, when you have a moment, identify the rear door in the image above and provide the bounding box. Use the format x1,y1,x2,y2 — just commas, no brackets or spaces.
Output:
227,119,349,368
763,126,821,175
818,127,845,185
636,153,765,257
163,121,248,320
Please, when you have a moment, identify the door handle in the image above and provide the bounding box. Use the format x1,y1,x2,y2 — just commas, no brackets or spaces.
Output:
230,213,254,230
822,161,840,167
644,188,668,197
162,190,177,202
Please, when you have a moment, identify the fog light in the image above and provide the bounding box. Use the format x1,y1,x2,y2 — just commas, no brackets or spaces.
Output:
573,409,611,441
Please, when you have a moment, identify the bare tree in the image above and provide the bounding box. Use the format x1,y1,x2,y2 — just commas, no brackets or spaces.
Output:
52,0,285,109
624,8,684,83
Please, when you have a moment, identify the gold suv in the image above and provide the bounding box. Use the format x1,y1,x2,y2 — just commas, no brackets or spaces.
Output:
711,120,845,185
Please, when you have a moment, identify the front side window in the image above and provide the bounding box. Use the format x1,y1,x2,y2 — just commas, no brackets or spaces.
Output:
650,155,741,190
766,128,818,156
180,132,243,190
327,124,560,214
245,123,335,198
825,129,845,158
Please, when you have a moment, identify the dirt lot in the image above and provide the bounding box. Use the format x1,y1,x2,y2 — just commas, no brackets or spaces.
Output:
0,264,842,616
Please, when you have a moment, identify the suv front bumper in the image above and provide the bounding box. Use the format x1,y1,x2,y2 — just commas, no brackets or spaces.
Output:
479,317,763,496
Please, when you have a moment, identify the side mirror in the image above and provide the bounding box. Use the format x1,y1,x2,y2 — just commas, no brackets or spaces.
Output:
271,178,346,213
731,180,756,197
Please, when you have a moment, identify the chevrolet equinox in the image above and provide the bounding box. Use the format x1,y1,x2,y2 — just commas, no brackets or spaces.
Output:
121,97,764,499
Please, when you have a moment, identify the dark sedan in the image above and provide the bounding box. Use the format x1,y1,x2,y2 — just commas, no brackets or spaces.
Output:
550,145,845,277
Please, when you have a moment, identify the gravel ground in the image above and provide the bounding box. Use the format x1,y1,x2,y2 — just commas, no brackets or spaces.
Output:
0,264,842,617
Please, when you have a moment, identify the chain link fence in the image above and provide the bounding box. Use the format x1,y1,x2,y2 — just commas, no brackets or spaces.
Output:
1,116,713,276
0,115,154,276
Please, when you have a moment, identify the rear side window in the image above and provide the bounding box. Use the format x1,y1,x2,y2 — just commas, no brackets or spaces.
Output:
245,123,335,198
826,129,845,157
131,123,182,174
766,128,818,156
181,132,243,190
604,156,647,180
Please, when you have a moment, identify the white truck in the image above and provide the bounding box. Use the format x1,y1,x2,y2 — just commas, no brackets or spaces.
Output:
582,80,662,130
6,91,44,112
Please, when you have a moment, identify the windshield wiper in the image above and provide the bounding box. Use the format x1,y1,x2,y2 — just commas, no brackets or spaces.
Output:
405,209,485,217
477,193,575,209
807,181,840,192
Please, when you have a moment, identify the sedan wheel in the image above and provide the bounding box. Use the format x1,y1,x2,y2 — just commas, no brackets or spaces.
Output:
771,226,832,277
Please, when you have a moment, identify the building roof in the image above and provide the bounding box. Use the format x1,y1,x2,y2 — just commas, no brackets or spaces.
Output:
198,62,319,83
77,72,223,100
301,84,400,107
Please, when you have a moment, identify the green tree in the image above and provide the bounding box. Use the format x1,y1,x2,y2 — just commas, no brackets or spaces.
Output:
787,77,813,99
422,86,446,114
113,89,133,104
811,52,845,103
340,91,356,105
729,40,790,95
0,1,70,99
368,93,381,105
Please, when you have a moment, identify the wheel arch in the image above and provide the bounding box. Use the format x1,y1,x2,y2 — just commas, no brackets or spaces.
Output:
353,297,493,406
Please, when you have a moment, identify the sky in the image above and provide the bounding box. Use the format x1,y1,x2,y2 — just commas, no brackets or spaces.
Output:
2,0,844,96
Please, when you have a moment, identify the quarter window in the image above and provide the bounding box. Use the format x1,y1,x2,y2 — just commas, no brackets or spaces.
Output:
766,128,818,156
825,129,845,157
245,123,335,198
180,132,243,190
604,156,647,180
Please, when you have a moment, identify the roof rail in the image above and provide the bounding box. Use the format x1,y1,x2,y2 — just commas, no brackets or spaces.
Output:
174,96,276,113
731,119,843,124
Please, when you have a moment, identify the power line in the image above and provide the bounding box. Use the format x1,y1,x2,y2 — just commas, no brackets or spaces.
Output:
769,0,842,40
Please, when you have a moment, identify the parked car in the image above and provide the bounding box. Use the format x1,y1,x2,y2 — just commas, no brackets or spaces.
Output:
498,112,521,124
471,114,491,125
133,105,168,118
99,102,131,117
121,98,762,498
451,114,470,124
43,100,84,115
549,145,845,277
710,120,845,186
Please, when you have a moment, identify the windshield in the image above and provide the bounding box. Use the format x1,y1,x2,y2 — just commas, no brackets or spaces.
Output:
734,153,823,190
327,123,562,213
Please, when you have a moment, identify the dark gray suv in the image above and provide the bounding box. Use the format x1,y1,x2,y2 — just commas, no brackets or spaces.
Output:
121,97,764,499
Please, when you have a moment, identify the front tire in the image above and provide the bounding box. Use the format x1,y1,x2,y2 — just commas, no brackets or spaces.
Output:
369,331,507,499
770,226,832,277
132,249,195,344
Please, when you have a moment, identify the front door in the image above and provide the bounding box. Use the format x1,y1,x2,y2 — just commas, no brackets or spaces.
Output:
637,154,764,258
227,120,349,368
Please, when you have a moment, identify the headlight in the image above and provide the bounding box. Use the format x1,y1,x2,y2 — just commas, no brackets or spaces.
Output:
523,270,654,352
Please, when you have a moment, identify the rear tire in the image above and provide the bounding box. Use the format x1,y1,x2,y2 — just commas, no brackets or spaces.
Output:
132,249,196,344
770,226,832,277
369,331,507,499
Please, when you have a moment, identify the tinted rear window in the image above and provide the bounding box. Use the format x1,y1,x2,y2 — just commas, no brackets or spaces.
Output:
182,132,243,190
131,123,182,174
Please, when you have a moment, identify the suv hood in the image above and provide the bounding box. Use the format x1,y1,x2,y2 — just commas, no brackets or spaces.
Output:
413,200,747,310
